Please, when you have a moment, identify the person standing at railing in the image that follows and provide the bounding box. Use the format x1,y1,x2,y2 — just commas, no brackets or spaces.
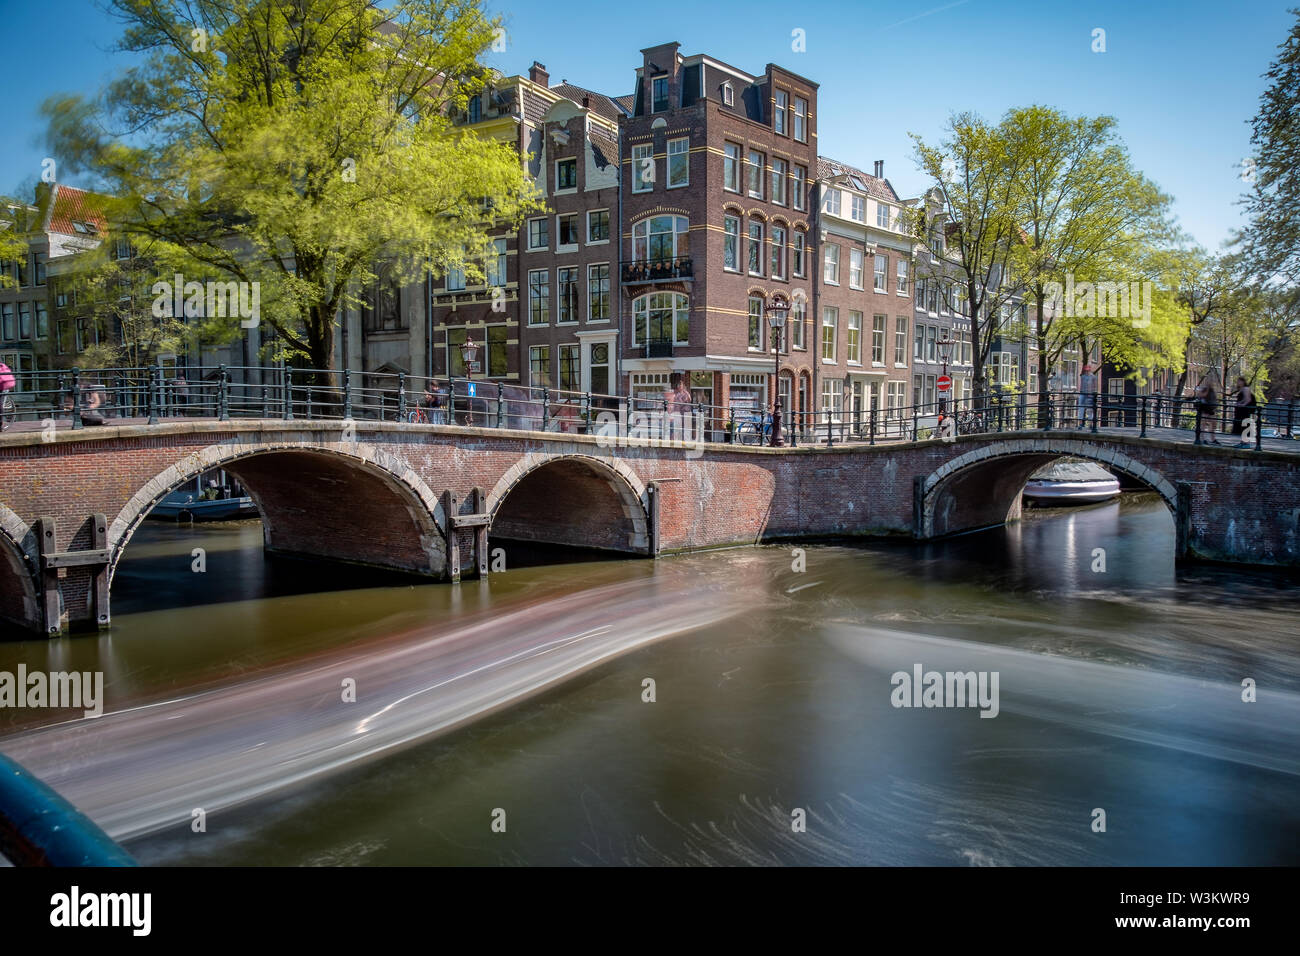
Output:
1194,375,1220,444
1077,364,1099,428
424,380,447,424
0,360,14,431
1231,376,1256,444
660,372,689,440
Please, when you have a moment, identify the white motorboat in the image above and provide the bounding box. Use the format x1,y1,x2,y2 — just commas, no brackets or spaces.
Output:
1022,460,1121,505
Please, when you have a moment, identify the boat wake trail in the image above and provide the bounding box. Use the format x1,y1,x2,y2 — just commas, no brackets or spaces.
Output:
0,573,747,842
827,626,1300,777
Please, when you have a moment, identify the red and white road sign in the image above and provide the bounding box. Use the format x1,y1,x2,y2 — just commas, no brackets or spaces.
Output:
937,375,953,392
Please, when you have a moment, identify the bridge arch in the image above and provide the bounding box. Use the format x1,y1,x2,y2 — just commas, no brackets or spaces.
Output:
108,441,448,584
485,452,651,554
920,438,1179,541
0,503,42,635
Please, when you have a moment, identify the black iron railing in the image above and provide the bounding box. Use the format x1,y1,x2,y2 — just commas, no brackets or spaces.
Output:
621,257,694,283
0,367,1296,454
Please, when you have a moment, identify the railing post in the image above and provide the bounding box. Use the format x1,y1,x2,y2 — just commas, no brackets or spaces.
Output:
1255,409,1263,451
343,368,352,421
447,375,456,425
1287,401,1295,440
585,392,594,433
218,364,229,421
826,409,834,449
284,365,295,420
542,387,551,432
397,373,406,423
262,385,270,419
151,366,164,425
869,406,877,446
1090,391,1099,434
497,382,505,428
71,367,84,430
1139,395,1148,438
1155,394,1162,432
911,401,917,442
1194,404,1203,445
788,406,797,447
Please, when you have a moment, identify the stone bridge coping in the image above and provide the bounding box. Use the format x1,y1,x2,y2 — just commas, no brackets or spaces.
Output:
3,419,1298,463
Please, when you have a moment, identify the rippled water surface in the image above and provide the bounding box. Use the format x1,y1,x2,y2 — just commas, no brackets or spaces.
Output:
2,494,1297,865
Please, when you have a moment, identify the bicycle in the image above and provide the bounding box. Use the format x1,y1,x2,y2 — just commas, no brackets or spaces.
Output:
735,413,773,445
956,410,987,435
405,406,429,424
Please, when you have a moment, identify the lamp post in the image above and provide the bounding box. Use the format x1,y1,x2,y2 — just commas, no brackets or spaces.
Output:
460,334,479,380
937,335,954,417
767,301,790,447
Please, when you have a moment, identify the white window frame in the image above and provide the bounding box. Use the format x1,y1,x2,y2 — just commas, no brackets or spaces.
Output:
556,213,580,251
555,157,578,193
823,243,840,285
587,208,610,245
723,142,741,192
632,143,654,193
821,306,838,363
667,137,689,188
849,248,864,290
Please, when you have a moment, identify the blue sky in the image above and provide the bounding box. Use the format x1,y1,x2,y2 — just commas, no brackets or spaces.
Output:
1,0,1293,252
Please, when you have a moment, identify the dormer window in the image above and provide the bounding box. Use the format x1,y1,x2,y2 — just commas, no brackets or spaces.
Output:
652,76,669,112
722,82,734,107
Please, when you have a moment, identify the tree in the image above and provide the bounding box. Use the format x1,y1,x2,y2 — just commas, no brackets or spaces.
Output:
912,113,1030,404
1163,250,1238,396
60,238,192,368
0,198,36,291
1001,106,1177,409
1238,8,1300,285
43,0,539,375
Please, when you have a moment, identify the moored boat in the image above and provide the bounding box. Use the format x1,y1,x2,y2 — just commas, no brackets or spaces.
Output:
146,470,259,522
1022,460,1121,505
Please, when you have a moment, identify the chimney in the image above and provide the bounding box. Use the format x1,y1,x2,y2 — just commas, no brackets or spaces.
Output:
582,95,590,108
874,160,884,178
529,61,549,87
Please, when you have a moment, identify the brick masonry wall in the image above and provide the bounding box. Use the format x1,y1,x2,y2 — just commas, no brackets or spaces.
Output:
3,421,1299,633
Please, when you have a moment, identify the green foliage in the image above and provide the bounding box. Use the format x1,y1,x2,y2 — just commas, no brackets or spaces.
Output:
1239,8,1300,285
44,0,540,372
59,238,194,367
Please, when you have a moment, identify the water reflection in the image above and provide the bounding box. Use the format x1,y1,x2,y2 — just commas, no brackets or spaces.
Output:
2,494,1298,865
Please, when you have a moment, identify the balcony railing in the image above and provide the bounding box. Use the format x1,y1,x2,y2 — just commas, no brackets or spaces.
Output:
644,338,674,358
622,257,694,283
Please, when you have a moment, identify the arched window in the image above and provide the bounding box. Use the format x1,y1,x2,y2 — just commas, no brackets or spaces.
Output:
633,292,690,346
632,215,689,265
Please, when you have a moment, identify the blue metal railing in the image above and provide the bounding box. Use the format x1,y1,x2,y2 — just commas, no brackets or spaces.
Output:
0,752,135,867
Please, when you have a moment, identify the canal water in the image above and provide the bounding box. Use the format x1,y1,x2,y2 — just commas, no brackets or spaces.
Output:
2,494,1299,866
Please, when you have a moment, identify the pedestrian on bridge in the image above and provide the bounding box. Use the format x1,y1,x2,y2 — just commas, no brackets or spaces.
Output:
1077,364,1099,428
0,360,14,432
1232,376,1257,441
1195,375,1221,444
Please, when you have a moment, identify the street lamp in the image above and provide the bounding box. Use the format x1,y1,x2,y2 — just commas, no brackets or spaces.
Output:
460,334,479,380
937,334,954,417
767,300,790,446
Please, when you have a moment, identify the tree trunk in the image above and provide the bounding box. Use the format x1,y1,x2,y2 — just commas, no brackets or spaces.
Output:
1035,289,1049,424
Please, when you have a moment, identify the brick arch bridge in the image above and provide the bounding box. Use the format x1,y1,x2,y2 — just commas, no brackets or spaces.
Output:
2,421,1298,635
920,438,1182,541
